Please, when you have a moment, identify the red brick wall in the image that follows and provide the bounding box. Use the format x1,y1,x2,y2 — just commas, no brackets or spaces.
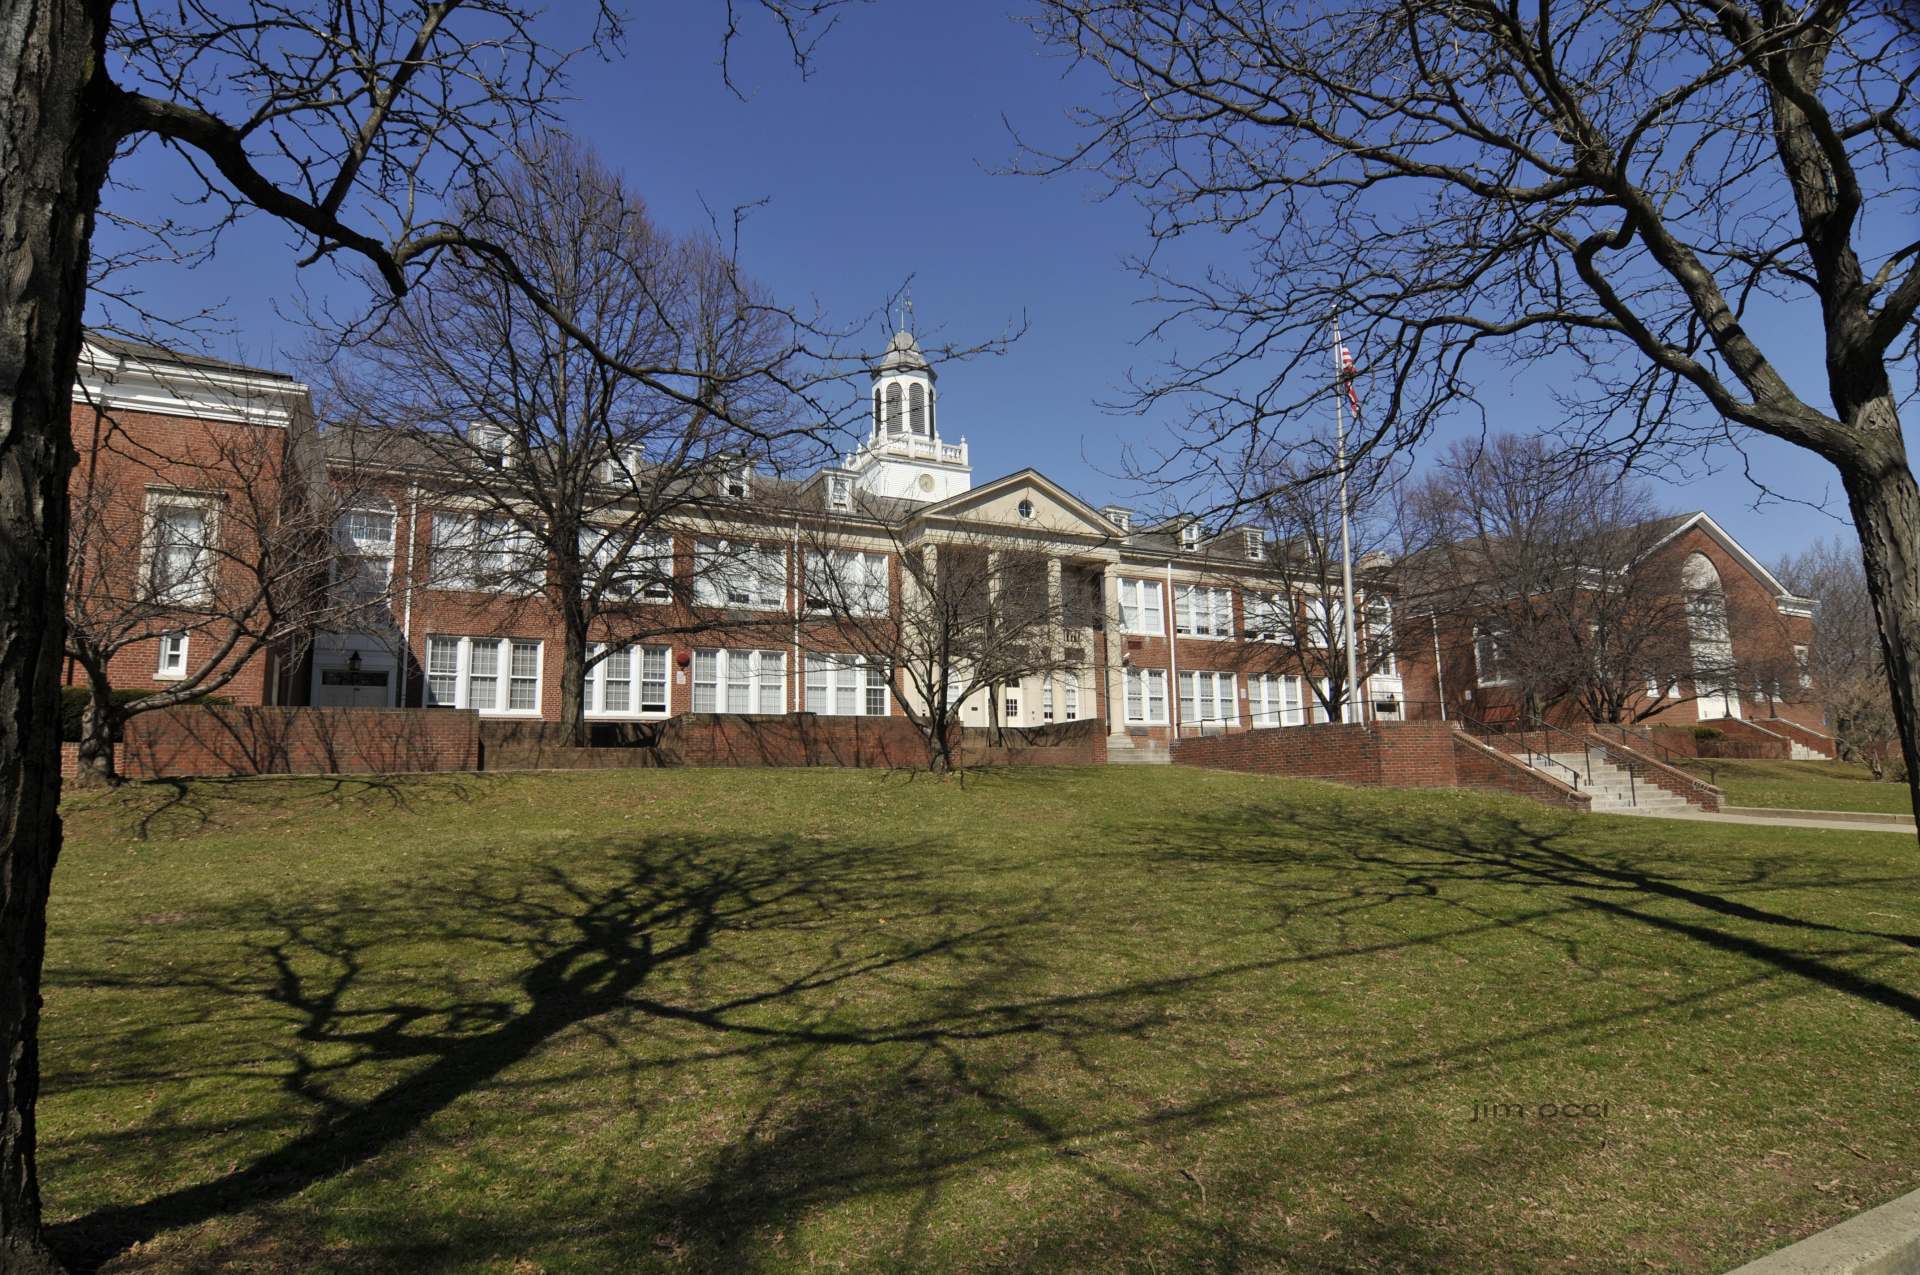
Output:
957,719,1108,767
1450,734,1592,809
659,712,935,768
1170,720,1451,788
120,706,480,779
66,402,287,705
1169,719,1591,809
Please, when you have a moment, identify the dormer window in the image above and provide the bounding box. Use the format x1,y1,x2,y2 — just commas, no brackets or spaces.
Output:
1101,506,1133,533
597,444,643,487
1181,522,1203,550
468,421,510,470
725,463,752,500
827,475,852,511
1244,529,1266,561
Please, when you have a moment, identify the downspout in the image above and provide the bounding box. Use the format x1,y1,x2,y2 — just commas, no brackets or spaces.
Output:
1165,559,1179,738
1430,613,1448,722
400,483,419,707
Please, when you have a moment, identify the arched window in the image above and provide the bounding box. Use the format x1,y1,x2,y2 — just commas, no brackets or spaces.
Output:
885,383,904,435
909,383,926,436
1682,552,1738,718
1682,553,1729,643
873,389,883,436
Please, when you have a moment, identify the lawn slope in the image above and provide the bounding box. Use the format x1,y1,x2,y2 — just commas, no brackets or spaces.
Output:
43,767,1920,1274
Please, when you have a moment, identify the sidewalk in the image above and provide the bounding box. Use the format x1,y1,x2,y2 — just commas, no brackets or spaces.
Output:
1616,806,1917,835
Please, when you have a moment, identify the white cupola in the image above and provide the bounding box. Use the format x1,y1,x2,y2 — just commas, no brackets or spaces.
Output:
843,328,971,503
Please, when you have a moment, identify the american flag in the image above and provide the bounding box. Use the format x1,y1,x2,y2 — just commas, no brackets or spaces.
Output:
1338,345,1362,417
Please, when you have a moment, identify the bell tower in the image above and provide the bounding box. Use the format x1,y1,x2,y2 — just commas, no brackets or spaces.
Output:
844,323,971,503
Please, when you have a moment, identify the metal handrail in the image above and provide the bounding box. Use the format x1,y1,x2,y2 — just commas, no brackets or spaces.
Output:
1454,711,1582,789
1589,720,1688,769
1521,714,1594,787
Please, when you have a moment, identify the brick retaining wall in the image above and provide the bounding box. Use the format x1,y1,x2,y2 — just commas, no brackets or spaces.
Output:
120,706,481,779
1170,720,1589,810
957,720,1108,767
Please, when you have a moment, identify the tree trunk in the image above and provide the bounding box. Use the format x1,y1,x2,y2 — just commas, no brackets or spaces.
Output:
557,623,588,748
2,3,114,1268
1836,415,1920,835
72,665,117,786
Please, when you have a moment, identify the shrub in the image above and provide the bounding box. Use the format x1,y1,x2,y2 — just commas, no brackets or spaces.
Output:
60,687,230,742
1691,726,1724,742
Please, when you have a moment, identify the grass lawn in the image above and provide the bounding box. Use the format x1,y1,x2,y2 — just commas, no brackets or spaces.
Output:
42,766,1920,1274
1679,756,1915,816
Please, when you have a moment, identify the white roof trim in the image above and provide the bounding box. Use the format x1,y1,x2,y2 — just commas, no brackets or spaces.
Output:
1639,511,1794,598
75,339,309,428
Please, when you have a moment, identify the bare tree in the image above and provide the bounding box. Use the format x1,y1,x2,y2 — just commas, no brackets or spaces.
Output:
1779,536,1904,780
795,506,1090,771
1024,0,1920,827
1401,435,1794,725
0,4,848,1267
329,137,833,746
1215,453,1403,723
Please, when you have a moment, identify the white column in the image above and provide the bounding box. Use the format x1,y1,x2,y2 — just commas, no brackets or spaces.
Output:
1047,556,1065,724
1103,563,1126,738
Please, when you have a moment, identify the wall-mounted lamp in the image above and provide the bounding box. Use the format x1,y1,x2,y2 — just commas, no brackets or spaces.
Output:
347,650,362,674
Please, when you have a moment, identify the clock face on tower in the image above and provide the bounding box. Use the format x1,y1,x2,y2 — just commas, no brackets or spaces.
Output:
917,473,936,493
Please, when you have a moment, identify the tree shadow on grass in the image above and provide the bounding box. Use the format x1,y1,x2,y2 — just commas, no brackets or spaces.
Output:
1140,797,1920,1021
47,797,1920,1272
48,831,1089,1271
66,772,488,843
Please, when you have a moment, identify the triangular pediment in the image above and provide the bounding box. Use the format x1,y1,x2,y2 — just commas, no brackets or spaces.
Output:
915,469,1122,539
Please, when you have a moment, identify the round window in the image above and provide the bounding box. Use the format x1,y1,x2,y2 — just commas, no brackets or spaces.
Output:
1017,499,1035,519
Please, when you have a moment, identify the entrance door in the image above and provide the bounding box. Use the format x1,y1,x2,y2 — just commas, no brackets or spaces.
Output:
315,665,393,708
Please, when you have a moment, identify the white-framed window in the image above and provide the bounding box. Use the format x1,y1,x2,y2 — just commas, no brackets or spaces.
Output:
1175,585,1235,638
1794,644,1811,690
1306,596,1350,650
1472,625,1514,686
430,511,542,592
1181,522,1203,550
1179,670,1238,726
724,464,753,499
1247,673,1307,727
693,648,786,714
1244,529,1266,561
1063,672,1080,720
579,526,672,602
827,475,852,511
156,631,189,679
1365,596,1395,674
805,654,890,716
1124,667,1169,723
1244,591,1288,642
584,643,670,717
332,506,395,604
693,539,786,610
423,636,544,714
145,492,218,605
468,421,511,469
1117,578,1165,636
803,549,889,615
1042,682,1054,721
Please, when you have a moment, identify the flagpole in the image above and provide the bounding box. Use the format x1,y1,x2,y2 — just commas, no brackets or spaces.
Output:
1332,311,1362,725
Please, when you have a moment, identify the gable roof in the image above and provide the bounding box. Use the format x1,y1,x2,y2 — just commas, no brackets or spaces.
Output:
914,468,1123,538
1638,511,1799,599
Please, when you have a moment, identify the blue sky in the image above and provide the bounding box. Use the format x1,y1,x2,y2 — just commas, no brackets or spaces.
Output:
92,1,1910,564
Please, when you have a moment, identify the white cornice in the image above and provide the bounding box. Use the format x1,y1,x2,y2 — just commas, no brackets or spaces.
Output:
75,340,308,428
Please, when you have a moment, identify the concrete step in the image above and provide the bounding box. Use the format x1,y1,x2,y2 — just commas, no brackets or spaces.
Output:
1108,749,1171,765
